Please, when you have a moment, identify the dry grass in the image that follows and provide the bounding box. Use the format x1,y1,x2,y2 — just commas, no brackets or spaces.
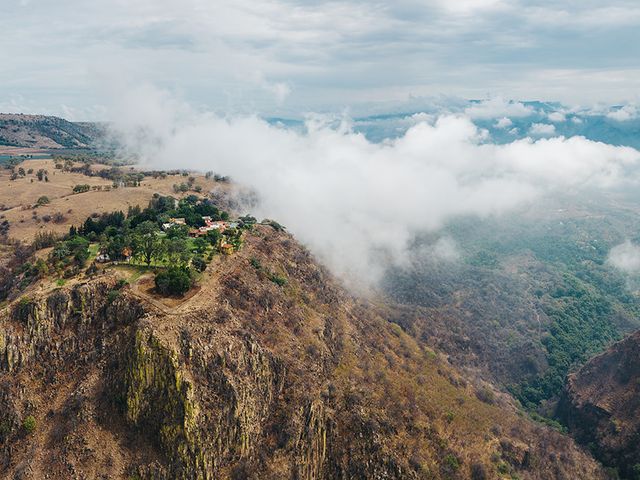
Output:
0,159,221,242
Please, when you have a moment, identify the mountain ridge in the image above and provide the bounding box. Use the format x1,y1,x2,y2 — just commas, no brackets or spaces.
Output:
0,224,606,479
0,113,102,149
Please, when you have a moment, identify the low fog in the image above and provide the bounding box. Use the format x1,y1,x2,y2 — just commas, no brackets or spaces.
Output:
608,241,640,274
108,85,640,285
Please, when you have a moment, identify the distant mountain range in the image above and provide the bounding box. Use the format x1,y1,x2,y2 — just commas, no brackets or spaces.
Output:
269,101,640,148
0,113,103,149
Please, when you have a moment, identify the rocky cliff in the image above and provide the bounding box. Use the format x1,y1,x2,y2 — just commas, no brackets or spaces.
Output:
0,226,607,479
558,330,640,479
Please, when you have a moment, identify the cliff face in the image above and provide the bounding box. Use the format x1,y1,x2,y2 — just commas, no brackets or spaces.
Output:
558,330,640,478
0,226,607,479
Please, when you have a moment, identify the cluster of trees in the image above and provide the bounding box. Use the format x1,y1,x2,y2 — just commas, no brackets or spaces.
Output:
129,194,228,229
72,184,91,193
173,176,203,194
510,273,621,409
8,166,47,182
205,171,230,182
51,155,215,191
44,194,248,296
52,152,116,165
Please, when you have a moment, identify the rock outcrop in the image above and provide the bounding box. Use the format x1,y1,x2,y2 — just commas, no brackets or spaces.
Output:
558,330,640,478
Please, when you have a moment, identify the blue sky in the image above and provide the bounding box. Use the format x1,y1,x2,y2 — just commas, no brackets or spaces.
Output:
1,0,640,120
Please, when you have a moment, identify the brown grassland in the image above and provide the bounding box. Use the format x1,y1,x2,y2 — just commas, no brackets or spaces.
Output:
0,158,221,242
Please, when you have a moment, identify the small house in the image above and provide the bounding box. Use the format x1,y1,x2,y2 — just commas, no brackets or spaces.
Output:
220,243,234,255
96,252,110,263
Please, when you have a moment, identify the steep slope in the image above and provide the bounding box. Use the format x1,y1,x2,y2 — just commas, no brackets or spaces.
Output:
558,330,640,478
0,226,605,479
384,201,640,411
0,114,101,148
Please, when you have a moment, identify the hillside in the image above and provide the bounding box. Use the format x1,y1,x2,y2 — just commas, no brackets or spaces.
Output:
0,114,102,149
384,197,640,414
0,224,605,479
558,330,640,479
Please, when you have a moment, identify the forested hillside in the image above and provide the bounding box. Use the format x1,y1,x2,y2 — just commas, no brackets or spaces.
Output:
0,114,102,148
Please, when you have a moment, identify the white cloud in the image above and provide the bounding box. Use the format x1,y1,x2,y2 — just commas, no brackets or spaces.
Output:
435,0,507,15
548,111,566,122
608,241,640,273
607,105,638,121
495,117,513,129
529,123,556,136
465,98,535,120
108,85,640,285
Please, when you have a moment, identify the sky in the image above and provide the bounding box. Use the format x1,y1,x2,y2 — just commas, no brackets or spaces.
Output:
2,0,640,119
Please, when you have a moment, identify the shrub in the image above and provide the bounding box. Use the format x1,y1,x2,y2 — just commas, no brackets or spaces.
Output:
155,267,192,296
107,290,120,304
192,256,207,272
250,257,262,270
52,212,66,224
36,196,50,206
475,386,496,405
443,454,460,471
269,273,287,287
22,415,36,434
72,184,90,193
32,231,57,250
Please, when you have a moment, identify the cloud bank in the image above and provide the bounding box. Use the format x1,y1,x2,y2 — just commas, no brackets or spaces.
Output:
4,0,640,116
109,85,640,285
608,241,640,274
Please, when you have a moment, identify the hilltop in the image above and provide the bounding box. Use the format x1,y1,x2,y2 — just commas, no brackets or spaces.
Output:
0,224,605,479
0,114,102,149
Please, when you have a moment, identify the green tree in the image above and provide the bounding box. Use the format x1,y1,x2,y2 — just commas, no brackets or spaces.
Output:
165,224,189,239
206,229,222,247
155,267,192,296
164,237,191,266
191,256,207,272
192,237,208,255
133,221,163,266
67,236,90,266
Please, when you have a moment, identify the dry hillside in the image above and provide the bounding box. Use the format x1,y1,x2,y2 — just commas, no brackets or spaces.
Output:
558,330,640,479
0,159,224,242
0,114,100,149
0,224,606,479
